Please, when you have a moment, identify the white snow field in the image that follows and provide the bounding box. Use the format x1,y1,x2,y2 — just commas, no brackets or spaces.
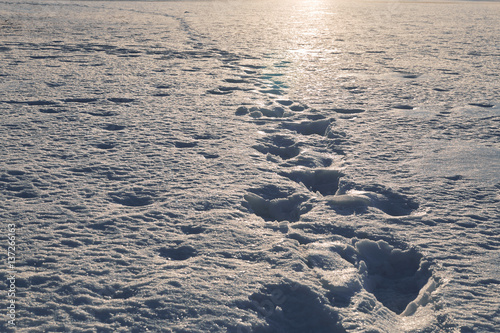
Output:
0,0,498,332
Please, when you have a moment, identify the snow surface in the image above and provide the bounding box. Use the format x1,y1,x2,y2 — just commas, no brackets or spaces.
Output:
0,0,499,332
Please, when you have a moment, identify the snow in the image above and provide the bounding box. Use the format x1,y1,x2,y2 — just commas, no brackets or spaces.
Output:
0,0,499,332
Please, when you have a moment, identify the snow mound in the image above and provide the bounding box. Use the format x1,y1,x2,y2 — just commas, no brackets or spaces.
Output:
327,186,419,216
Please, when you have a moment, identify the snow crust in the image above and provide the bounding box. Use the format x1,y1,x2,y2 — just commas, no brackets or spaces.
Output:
0,0,498,332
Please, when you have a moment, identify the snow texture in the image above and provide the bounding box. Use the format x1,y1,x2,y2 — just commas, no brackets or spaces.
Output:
0,0,499,332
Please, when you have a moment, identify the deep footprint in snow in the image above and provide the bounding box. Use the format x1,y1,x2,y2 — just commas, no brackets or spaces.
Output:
281,118,334,136
280,151,334,169
243,185,312,222
279,169,344,196
252,135,301,160
235,105,291,119
354,239,434,315
276,99,294,106
245,282,344,333
158,245,197,261
289,104,307,112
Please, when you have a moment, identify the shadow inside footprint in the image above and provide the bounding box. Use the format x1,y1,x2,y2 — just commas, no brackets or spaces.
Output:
159,245,197,261
355,239,432,315
279,169,344,196
102,124,126,131
175,141,198,148
253,135,301,160
244,193,311,222
360,185,419,216
246,282,345,333
282,119,333,136
244,185,311,222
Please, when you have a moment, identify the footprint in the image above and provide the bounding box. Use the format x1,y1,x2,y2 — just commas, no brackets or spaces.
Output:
330,108,365,114
235,106,249,116
180,225,205,235
279,169,344,196
108,98,135,103
355,239,434,315
289,104,307,112
252,135,301,160
174,141,198,148
259,106,288,118
281,119,333,136
276,100,294,106
159,245,197,261
402,74,420,79
359,185,419,216
280,152,334,169
306,242,363,302
62,98,99,103
39,108,66,114
238,105,292,119
469,103,494,108
246,281,343,333
392,104,414,110
102,124,126,131
244,185,311,222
